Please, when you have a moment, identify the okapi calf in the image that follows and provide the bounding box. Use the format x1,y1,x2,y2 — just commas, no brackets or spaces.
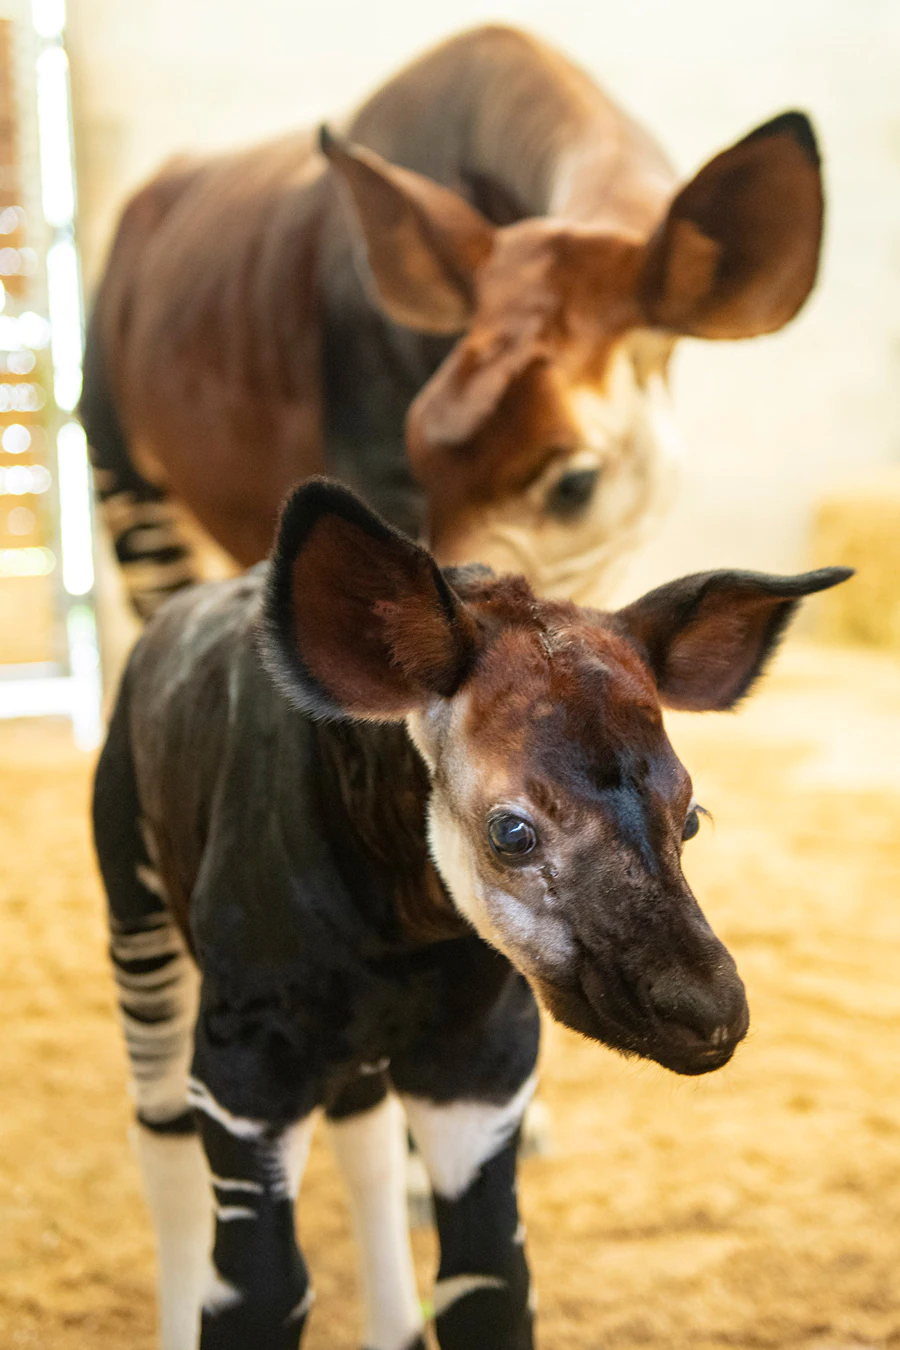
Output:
93,479,849,1350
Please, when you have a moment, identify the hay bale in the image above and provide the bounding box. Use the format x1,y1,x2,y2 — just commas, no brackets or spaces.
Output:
810,468,900,649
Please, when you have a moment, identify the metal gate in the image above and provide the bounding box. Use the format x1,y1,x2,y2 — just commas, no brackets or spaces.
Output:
0,0,99,748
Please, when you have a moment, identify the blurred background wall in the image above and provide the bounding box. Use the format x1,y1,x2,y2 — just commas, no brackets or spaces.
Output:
64,0,900,600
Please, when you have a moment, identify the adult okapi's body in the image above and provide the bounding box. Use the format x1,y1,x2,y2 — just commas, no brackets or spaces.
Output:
93,476,848,1350
81,25,823,618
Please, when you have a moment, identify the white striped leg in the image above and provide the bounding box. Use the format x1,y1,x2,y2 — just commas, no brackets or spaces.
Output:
97,485,199,620
135,1124,214,1350
111,865,210,1350
328,1095,424,1350
402,1077,537,1350
187,1081,317,1349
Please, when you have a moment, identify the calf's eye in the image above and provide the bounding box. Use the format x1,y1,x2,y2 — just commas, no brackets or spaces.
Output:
488,812,537,859
682,808,701,842
545,468,600,519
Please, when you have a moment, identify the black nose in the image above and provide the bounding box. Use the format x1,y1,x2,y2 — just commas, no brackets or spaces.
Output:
645,966,748,1049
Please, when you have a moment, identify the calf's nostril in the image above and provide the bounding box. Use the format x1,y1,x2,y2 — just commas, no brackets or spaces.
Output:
646,972,739,1047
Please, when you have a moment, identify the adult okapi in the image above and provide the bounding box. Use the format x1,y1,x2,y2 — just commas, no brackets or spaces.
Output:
93,475,849,1350
80,25,824,620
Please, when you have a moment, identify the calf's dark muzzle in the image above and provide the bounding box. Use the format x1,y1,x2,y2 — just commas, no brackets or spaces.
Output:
640,954,749,1075
543,896,750,1075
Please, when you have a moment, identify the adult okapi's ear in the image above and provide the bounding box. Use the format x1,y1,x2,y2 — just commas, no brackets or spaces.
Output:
407,325,548,455
319,126,495,334
257,478,480,721
615,567,852,711
640,112,824,339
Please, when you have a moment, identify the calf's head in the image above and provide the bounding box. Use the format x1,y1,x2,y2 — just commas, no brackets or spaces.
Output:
322,115,823,600
259,480,849,1075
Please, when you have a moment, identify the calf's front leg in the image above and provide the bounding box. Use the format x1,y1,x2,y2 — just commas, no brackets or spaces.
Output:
403,1075,537,1350
187,1077,315,1350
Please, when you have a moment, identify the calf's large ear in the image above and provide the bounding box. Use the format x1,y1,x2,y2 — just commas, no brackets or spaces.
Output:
258,478,480,721
616,567,852,711
320,127,495,334
640,111,824,339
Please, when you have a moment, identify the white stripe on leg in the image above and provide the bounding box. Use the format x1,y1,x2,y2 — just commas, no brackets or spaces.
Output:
110,869,199,1130
401,1074,537,1201
113,886,209,1349
275,1114,317,1200
134,1125,214,1350
196,1107,317,1321
328,1095,423,1350
433,1273,505,1317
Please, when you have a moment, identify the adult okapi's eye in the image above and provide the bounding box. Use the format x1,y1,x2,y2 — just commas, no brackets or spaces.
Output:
682,807,702,842
545,468,600,520
488,812,538,860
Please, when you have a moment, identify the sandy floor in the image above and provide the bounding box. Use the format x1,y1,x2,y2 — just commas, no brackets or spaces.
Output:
1,640,899,1350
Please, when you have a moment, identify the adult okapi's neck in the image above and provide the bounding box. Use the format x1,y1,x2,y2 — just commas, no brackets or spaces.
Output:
317,222,456,539
347,25,676,237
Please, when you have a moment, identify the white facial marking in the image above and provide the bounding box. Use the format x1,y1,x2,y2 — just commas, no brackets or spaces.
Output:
644,370,684,476
403,1073,537,1202
410,698,510,949
426,794,490,935
442,336,682,604
425,790,577,983
405,706,438,772
411,696,580,983
329,1094,423,1350
540,353,682,600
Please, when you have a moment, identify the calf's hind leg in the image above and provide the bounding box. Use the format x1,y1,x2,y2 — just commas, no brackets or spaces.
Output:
118,912,212,1350
95,712,213,1350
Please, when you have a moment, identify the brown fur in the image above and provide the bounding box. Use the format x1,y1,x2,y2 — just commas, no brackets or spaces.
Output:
260,480,850,1072
313,718,464,943
289,512,477,717
86,26,823,587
